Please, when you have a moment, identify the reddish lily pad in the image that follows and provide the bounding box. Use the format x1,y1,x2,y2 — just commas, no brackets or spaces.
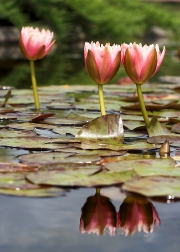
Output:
76,114,124,145
0,162,38,172
171,123,180,134
147,135,180,144
122,176,180,197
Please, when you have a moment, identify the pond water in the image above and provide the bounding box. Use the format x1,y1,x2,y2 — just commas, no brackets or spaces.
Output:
0,187,180,252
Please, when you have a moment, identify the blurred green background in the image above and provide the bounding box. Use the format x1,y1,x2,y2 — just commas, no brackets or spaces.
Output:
0,0,180,88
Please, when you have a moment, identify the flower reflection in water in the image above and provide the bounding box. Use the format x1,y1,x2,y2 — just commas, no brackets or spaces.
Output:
117,195,161,236
79,189,116,236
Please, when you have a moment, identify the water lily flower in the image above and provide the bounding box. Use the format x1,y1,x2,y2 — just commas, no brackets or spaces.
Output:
19,26,55,110
123,42,165,129
117,196,160,236
80,193,116,236
123,42,165,85
84,41,121,85
19,26,55,60
84,41,121,115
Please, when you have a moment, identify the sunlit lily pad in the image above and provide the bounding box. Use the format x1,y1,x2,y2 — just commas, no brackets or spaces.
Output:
122,176,180,197
147,116,172,137
76,114,124,145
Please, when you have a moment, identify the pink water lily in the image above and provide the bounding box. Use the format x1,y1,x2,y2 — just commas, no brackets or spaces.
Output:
123,43,165,85
80,194,116,236
84,41,122,84
117,196,160,236
19,26,55,60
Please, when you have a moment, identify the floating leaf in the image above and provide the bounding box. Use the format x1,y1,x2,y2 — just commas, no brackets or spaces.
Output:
147,116,172,137
171,123,180,134
26,170,137,187
76,114,124,145
122,176,180,197
18,152,75,165
19,153,101,165
0,186,67,198
147,135,180,144
104,157,175,173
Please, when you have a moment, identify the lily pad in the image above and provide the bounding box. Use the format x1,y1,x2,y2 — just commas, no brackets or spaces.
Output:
147,116,172,137
18,152,75,165
0,186,67,198
171,123,180,134
26,170,137,187
122,176,180,197
0,137,67,150
76,114,124,145
19,153,101,165
104,157,175,173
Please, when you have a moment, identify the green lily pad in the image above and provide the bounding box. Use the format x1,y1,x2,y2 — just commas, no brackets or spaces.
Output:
55,147,127,157
147,116,172,137
19,153,101,165
0,186,67,197
76,140,159,151
7,122,55,131
53,126,82,136
104,157,175,172
76,114,124,145
18,152,75,164
0,137,68,150
122,176,180,197
0,129,36,137
26,170,137,187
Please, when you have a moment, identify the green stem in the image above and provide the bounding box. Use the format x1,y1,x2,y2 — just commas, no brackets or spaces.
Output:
95,188,101,195
30,60,40,110
98,84,106,116
136,84,149,129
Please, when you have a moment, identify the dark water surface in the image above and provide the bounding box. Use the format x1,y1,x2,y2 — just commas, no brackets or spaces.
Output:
0,187,180,252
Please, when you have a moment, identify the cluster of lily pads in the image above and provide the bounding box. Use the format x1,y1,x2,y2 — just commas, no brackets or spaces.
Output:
0,81,180,198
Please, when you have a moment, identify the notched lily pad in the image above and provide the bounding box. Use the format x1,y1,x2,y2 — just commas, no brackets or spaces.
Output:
76,114,124,145
147,116,172,137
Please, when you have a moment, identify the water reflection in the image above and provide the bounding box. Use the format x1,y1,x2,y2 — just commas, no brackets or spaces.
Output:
117,195,160,236
79,188,116,236
80,189,161,236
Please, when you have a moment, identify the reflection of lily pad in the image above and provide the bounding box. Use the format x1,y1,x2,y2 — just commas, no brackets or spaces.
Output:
122,176,180,197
